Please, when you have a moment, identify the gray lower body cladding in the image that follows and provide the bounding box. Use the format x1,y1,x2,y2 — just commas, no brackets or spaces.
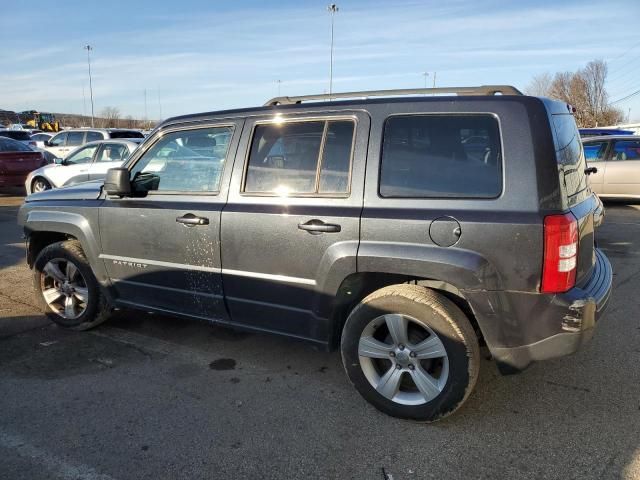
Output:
464,248,612,372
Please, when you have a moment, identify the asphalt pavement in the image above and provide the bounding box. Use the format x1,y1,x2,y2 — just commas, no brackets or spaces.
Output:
1,191,639,480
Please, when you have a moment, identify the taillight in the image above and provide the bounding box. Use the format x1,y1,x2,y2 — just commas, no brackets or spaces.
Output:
542,212,579,293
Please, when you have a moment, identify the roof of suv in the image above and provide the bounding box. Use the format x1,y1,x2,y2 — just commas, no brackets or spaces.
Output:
160,85,572,128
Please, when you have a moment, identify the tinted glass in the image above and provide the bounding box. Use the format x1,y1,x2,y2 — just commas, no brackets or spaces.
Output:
0,131,31,141
244,119,355,195
0,137,32,152
66,131,85,146
110,130,144,139
65,145,97,164
245,121,324,194
552,114,587,197
319,121,354,193
611,140,640,161
48,132,67,146
31,134,52,142
86,131,103,142
131,126,233,192
583,141,607,161
97,143,129,162
379,115,502,198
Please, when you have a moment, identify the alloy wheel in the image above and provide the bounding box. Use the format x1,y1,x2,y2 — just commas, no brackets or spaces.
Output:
358,313,449,405
39,258,89,319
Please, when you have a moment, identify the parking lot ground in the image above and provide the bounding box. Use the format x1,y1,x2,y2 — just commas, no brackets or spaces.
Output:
1,193,639,480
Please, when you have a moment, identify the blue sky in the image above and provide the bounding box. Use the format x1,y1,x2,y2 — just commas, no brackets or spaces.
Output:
1,0,639,122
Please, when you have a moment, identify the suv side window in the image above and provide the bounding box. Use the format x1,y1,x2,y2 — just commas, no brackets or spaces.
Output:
86,131,103,142
49,132,67,146
583,141,608,161
379,114,502,198
611,140,640,161
67,131,85,146
244,119,355,195
130,126,233,193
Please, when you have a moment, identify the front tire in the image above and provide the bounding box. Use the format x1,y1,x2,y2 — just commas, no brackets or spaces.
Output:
341,284,480,421
33,240,111,331
31,177,52,193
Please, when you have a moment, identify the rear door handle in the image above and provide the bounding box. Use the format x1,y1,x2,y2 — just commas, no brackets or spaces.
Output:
176,213,209,226
584,167,598,175
298,219,341,234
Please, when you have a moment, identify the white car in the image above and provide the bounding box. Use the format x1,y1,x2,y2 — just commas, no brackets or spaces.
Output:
26,139,141,194
43,128,145,159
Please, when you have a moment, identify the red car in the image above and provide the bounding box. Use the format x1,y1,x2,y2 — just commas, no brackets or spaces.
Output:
0,136,45,188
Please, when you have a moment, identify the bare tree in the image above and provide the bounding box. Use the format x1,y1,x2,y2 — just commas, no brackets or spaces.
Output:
526,60,625,127
525,73,552,97
99,107,121,128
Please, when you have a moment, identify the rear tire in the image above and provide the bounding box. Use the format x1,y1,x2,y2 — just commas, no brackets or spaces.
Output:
33,240,111,331
341,284,480,421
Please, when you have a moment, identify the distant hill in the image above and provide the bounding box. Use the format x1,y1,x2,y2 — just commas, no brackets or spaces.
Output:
1,108,156,129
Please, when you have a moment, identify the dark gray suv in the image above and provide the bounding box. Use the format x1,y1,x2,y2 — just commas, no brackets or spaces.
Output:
18,86,612,421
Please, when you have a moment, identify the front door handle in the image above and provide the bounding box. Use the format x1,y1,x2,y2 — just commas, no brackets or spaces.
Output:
584,167,598,175
298,219,341,234
176,213,209,226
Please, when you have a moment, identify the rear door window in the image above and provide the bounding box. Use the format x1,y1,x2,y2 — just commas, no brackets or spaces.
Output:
611,140,640,161
552,114,587,198
244,119,355,195
66,131,85,146
379,114,502,198
86,131,103,142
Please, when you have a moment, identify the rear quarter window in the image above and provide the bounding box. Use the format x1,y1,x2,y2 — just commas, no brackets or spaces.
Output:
110,130,144,139
552,114,587,198
379,114,502,198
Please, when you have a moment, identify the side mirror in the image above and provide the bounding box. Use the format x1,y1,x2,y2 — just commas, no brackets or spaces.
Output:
104,168,131,197
44,140,52,147
53,157,63,165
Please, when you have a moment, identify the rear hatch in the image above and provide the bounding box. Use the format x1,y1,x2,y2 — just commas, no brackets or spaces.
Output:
551,112,595,285
0,151,44,176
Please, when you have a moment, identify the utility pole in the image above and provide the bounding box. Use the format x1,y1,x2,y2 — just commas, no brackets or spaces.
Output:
432,71,437,90
82,84,87,123
327,4,338,97
144,89,148,129
84,45,95,127
422,72,429,89
277,79,282,97
157,87,162,121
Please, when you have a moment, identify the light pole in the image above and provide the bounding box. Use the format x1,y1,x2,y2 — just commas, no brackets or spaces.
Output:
327,4,338,97
277,79,282,97
422,72,429,89
84,45,95,127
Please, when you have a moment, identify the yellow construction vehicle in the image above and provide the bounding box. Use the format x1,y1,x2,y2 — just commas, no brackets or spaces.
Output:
19,111,60,132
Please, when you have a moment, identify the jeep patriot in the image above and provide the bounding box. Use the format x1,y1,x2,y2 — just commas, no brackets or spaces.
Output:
18,86,612,421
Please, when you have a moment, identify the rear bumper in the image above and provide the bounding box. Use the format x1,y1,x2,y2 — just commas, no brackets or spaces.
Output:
468,248,612,372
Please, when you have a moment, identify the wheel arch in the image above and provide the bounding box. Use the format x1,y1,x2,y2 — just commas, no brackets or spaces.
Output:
327,272,484,350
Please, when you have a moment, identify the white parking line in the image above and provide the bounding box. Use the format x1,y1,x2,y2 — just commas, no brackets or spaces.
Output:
0,429,116,480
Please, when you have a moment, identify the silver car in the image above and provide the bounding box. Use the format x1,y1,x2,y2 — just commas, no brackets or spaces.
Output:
26,139,141,194
583,135,640,199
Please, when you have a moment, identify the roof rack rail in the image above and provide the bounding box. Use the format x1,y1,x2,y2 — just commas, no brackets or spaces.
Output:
264,85,523,106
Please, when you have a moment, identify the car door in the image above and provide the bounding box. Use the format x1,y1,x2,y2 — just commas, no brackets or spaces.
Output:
98,121,242,322
220,111,369,342
88,142,130,181
50,143,98,187
582,139,609,195
603,139,640,197
46,132,67,158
